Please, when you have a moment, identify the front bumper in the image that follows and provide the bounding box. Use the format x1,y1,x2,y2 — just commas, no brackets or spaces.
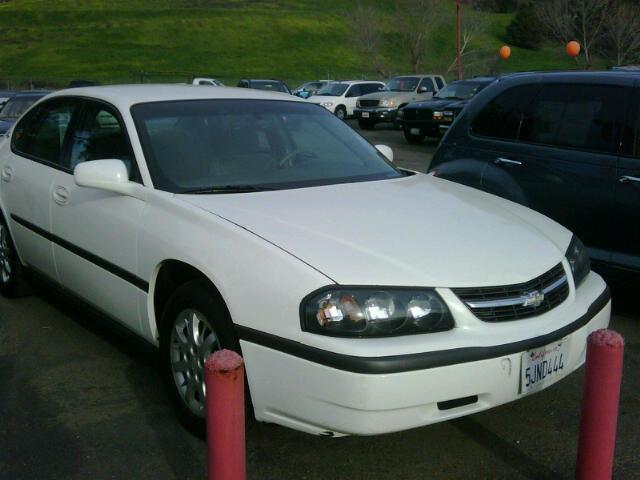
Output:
397,118,452,136
353,107,397,122
240,272,610,436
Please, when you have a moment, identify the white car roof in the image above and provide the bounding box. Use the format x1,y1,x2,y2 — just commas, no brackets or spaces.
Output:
329,80,384,85
47,84,302,111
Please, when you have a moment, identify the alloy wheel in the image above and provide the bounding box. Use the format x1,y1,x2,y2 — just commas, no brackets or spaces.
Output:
169,309,221,417
0,222,12,285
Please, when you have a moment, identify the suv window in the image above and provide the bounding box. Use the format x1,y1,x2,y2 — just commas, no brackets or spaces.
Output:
68,102,138,180
472,84,539,140
346,85,361,97
434,77,444,89
12,98,76,165
418,78,436,93
519,84,626,153
363,83,382,94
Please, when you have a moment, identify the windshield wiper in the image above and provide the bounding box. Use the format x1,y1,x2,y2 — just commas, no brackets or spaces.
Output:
180,184,277,194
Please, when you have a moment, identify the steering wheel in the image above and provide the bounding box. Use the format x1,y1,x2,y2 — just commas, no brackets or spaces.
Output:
278,150,319,168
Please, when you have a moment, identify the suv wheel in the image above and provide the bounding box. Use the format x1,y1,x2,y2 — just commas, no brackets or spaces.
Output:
160,280,240,437
403,127,426,144
335,106,347,120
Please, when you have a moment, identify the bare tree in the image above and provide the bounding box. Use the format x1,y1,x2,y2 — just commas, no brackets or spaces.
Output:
537,0,573,45
575,0,611,66
394,0,444,74
347,2,389,77
446,9,485,74
538,0,612,67
604,0,640,66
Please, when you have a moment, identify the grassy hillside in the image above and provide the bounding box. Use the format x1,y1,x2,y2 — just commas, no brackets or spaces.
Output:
0,0,604,88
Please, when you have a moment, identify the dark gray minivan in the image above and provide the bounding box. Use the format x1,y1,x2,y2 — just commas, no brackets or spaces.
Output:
429,71,640,286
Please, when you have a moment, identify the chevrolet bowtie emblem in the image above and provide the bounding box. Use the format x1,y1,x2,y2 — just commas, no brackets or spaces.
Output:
522,290,545,308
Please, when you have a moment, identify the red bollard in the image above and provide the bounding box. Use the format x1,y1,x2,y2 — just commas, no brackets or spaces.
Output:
576,329,624,480
205,349,246,480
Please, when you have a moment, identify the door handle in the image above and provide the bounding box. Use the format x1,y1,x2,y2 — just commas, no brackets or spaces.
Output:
495,157,523,166
619,175,640,184
53,186,69,205
1,166,13,182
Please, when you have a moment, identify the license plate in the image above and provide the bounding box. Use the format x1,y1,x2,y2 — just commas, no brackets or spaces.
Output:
361,112,370,118
410,128,420,135
521,340,568,394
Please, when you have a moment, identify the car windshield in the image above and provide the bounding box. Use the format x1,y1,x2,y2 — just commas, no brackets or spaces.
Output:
435,82,489,100
0,96,42,119
132,99,402,193
316,83,349,96
384,77,420,92
250,81,288,93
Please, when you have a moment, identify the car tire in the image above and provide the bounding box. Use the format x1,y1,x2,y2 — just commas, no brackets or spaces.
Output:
0,215,29,298
358,119,374,130
159,279,241,437
403,127,426,144
335,106,347,120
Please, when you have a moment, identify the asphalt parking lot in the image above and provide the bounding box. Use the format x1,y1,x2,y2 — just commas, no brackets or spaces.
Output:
0,122,638,480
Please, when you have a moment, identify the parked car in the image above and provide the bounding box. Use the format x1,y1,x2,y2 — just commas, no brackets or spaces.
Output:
0,84,610,437
429,71,640,286
292,80,331,99
0,91,16,111
353,75,446,129
237,79,290,94
307,80,385,119
192,77,224,86
397,76,496,143
0,91,51,136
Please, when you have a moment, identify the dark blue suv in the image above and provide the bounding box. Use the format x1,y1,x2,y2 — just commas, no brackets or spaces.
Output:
429,71,640,286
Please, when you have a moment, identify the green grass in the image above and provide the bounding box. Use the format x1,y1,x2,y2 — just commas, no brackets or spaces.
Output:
0,0,607,89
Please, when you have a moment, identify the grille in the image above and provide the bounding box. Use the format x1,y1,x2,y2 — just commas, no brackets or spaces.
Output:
452,263,569,322
359,99,380,107
401,108,431,120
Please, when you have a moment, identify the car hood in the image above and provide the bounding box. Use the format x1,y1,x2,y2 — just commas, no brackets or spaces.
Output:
407,98,467,110
181,174,571,288
306,95,341,104
358,91,414,102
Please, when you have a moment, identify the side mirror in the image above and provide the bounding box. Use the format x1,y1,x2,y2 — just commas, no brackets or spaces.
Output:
74,159,145,200
375,144,394,162
418,86,429,93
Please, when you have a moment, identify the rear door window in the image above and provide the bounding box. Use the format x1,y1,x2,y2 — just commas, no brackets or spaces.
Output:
472,84,540,140
12,98,77,166
434,77,445,89
519,84,626,153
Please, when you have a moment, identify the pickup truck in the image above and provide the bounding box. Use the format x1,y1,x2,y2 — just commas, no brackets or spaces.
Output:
353,75,446,129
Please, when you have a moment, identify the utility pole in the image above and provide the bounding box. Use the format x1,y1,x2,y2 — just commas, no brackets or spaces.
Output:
456,0,462,80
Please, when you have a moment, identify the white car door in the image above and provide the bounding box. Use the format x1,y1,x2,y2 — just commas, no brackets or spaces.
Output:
0,97,79,280
343,84,361,116
417,77,436,100
50,99,146,334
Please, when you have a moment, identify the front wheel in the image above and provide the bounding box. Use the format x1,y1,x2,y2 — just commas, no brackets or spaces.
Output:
335,106,347,120
0,215,28,297
160,280,240,436
403,127,426,144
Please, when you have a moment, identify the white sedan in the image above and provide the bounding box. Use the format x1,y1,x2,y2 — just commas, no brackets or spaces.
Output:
0,85,610,436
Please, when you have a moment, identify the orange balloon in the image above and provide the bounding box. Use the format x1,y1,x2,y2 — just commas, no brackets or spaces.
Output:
566,41,581,57
499,45,511,60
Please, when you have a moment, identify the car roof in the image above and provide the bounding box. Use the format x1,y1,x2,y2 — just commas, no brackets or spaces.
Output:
243,79,285,83
47,84,304,111
329,80,384,85
501,70,639,81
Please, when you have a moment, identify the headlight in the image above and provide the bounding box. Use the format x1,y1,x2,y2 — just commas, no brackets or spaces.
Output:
320,102,334,107
301,287,454,337
380,99,395,108
566,235,590,287
433,111,443,120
